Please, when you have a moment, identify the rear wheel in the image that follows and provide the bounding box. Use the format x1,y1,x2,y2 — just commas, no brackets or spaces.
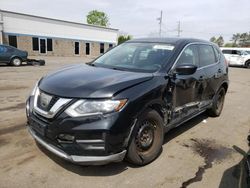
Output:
207,87,226,117
11,57,22,66
245,60,250,69
126,109,164,165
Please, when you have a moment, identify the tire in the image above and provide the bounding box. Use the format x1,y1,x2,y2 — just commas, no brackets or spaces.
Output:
245,61,250,69
11,57,22,66
207,87,226,117
126,109,164,166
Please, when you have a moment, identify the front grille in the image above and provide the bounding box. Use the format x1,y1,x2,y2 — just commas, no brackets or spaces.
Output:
37,92,54,111
37,92,59,111
48,96,60,110
33,89,72,119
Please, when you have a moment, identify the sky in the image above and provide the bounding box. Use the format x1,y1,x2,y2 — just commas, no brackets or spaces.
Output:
0,0,250,42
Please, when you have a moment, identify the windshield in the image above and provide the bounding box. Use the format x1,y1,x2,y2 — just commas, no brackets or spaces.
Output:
93,42,175,73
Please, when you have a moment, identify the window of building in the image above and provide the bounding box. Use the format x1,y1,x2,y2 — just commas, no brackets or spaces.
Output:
86,43,90,55
109,44,113,49
75,42,80,55
198,45,216,67
8,35,17,48
32,37,39,51
100,43,104,54
47,38,53,51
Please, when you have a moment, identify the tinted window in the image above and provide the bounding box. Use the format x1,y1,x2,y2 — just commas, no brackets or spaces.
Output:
222,50,232,54
8,35,17,48
213,46,220,62
93,42,175,73
0,46,7,53
86,43,90,55
231,50,241,55
32,37,39,51
199,45,216,67
47,38,53,51
100,43,104,54
176,45,199,66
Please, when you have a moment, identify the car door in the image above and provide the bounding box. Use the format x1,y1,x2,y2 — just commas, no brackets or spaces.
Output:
230,50,244,65
198,44,222,103
170,44,207,122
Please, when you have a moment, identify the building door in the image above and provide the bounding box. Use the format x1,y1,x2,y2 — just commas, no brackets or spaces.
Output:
40,38,46,54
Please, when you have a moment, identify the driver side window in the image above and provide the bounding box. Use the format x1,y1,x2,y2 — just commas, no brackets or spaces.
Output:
176,45,199,66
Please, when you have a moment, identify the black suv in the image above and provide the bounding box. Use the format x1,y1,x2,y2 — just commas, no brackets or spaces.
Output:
0,44,28,66
26,38,228,165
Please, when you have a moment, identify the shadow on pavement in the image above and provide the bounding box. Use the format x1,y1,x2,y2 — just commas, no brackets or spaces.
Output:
164,112,209,144
219,145,250,188
36,112,209,176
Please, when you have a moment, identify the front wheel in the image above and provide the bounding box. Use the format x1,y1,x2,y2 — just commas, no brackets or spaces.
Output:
126,109,164,166
207,87,226,117
11,57,22,66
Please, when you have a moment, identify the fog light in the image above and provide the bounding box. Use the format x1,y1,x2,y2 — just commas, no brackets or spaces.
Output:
58,134,75,142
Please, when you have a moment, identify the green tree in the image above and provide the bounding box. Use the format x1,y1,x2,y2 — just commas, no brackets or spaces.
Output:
209,36,224,47
239,32,249,47
231,33,241,47
224,43,234,47
210,36,217,43
86,10,109,27
216,36,224,47
118,35,132,44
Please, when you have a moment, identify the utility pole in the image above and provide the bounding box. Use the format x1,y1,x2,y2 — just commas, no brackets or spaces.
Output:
157,11,163,37
177,21,182,37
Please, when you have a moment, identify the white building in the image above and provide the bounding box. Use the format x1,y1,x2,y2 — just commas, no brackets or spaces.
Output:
0,10,118,57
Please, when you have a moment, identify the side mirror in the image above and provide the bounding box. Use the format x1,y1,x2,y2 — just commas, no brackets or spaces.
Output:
175,64,197,75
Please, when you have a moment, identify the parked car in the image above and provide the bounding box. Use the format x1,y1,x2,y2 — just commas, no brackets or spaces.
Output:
0,44,28,66
26,38,229,165
221,47,250,68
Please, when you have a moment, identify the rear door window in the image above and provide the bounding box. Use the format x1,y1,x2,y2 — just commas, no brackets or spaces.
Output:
213,46,220,62
222,50,232,54
198,45,217,67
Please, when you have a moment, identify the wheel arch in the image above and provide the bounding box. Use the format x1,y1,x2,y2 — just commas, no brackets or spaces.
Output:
221,82,229,93
9,56,23,64
245,59,250,66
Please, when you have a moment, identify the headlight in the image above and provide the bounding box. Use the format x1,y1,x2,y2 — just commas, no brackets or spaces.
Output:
30,81,38,96
65,99,127,117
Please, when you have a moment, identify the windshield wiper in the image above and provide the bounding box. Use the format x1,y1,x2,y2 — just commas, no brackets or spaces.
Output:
110,67,128,71
86,62,95,67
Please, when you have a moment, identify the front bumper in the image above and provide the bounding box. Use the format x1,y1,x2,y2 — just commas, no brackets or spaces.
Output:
28,126,127,165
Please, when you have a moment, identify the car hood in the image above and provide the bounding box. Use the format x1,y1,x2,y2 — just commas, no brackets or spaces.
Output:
39,64,153,98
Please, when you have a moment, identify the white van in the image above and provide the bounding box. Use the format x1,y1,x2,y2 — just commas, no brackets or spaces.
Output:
220,47,250,68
